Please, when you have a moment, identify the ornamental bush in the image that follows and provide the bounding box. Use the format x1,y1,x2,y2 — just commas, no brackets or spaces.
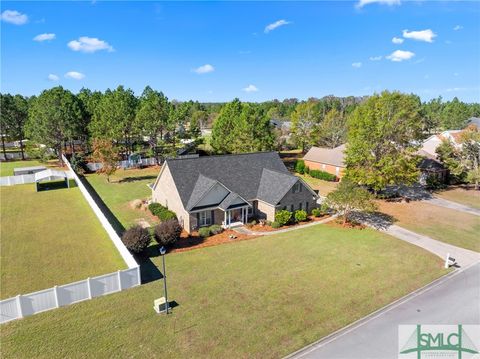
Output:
311,208,322,217
198,227,211,238
122,225,151,253
275,210,292,226
294,210,308,222
309,170,337,181
295,160,306,174
209,224,223,235
154,219,182,246
148,203,177,221
271,221,281,229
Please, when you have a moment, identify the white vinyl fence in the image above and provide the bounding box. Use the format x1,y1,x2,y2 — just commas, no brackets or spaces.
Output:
86,157,157,172
0,267,140,324
0,174,35,186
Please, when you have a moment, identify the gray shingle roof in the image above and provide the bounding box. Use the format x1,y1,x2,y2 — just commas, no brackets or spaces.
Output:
165,152,300,208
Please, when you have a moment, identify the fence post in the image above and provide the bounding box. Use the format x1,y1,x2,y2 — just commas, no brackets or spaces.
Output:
16,295,23,319
87,277,92,299
53,285,60,308
117,270,123,291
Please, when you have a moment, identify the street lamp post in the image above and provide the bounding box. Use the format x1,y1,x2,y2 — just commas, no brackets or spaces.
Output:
159,246,169,314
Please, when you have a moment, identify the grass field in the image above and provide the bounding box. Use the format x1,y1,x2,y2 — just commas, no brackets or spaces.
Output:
377,200,480,252
1,224,447,358
434,187,480,209
296,173,338,196
84,167,161,229
0,185,126,299
0,160,51,177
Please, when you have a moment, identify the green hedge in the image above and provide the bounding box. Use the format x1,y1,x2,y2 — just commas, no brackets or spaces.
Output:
294,210,308,222
275,210,292,226
148,203,177,221
295,160,306,174
309,169,337,181
198,224,224,238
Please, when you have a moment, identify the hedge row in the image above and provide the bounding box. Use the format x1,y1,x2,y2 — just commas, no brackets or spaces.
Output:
198,224,223,238
295,160,337,182
148,203,177,221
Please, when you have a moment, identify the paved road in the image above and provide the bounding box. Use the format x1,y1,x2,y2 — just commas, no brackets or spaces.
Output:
289,263,480,359
427,197,480,217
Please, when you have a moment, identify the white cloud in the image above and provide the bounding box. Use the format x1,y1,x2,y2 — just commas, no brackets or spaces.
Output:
193,64,215,74
453,25,463,31
369,56,382,61
48,74,59,82
242,84,259,92
1,10,28,25
352,62,362,68
33,33,56,42
65,71,85,80
67,36,114,53
386,50,415,62
392,37,404,44
402,29,437,43
356,0,401,9
264,19,291,33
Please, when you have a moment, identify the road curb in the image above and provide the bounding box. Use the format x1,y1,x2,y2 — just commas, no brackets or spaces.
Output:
284,261,479,359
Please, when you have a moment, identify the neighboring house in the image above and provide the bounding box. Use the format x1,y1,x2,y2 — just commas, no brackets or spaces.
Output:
151,152,319,233
303,144,346,179
419,130,464,158
467,117,480,129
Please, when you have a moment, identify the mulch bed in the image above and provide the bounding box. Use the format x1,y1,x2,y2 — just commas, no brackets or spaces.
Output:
326,219,366,230
170,230,258,253
248,215,330,232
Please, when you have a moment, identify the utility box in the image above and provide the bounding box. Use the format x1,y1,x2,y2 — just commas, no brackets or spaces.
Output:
153,297,167,314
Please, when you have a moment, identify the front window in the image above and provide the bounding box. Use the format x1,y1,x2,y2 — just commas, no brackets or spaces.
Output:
199,210,212,227
292,182,302,193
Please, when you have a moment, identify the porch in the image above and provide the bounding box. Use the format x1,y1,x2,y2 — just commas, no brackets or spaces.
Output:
221,205,251,229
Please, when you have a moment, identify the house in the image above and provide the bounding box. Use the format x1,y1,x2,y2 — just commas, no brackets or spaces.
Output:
418,130,464,158
151,152,319,233
467,117,480,129
303,144,346,179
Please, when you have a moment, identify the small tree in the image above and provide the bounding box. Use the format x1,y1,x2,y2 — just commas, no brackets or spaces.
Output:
294,210,308,222
92,138,118,182
154,219,182,246
275,210,292,226
295,160,306,174
122,225,151,253
326,179,377,226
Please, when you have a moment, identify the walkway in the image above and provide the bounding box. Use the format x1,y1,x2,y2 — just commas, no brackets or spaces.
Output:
426,196,480,216
233,215,337,236
288,262,480,359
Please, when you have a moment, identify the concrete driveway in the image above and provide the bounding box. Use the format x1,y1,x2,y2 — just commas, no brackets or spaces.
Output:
288,263,480,359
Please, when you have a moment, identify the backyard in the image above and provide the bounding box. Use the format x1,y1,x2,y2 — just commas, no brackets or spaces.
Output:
377,200,480,252
296,173,338,196
0,184,126,299
0,159,59,177
1,224,447,358
83,167,161,229
434,186,480,210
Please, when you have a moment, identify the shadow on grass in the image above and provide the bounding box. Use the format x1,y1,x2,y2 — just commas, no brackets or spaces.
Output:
118,175,157,183
351,211,397,230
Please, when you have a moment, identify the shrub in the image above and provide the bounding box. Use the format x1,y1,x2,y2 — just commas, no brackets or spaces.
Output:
271,221,281,229
319,202,330,214
122,225,151,253
198,227,211,238
154,219,182,246
148,203,163,215
304,166,310,175
294,210,308,222
295,160,306,174
309,170,337,181
209,224,223,235
159,210,177,221
311,208,322,217
275,210,292,226
148,203,177,221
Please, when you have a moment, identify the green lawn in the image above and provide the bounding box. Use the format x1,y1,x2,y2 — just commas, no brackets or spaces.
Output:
297,173,338,196
84,167,160,229
378,200,480,252
0,160,49,177
0,185,126,299
1,224,447,358
434,187,480,210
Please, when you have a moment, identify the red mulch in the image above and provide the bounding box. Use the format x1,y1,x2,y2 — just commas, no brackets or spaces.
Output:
170,230,258,253
326,219,366,230
248,215,330,232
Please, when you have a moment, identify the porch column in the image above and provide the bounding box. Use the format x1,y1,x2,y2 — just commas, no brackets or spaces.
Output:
224,211,227,226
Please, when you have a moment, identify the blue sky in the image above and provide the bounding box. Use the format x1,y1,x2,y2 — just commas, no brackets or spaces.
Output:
1,1,479,102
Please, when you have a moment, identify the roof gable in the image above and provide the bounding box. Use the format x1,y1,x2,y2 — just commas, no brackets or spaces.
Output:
303,145,346,167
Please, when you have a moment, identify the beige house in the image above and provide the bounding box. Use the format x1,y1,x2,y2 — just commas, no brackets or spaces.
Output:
303,144,346,179
151,152,319,233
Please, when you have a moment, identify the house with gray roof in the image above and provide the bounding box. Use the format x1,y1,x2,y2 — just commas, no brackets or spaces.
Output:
151,152,319,233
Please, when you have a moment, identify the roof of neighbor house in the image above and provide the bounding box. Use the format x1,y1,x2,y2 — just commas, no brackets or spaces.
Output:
419,130,464,158
160,152,309,211
303,144,346,168
467,117,480,128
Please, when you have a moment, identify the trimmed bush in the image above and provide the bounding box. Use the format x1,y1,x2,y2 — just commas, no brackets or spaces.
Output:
304,166,310,175
294,210,308,222
309,170,337,181
209,224,223,235
149,203,177,221
198,227,211,238
271,221,281,229
275,210,292,226
311,208,322,217
295,160,306,174
154,219,182,246
122,225,151,253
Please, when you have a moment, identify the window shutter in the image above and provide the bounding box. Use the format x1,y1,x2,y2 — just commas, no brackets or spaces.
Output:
196,213,200,226
211,210,214,224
